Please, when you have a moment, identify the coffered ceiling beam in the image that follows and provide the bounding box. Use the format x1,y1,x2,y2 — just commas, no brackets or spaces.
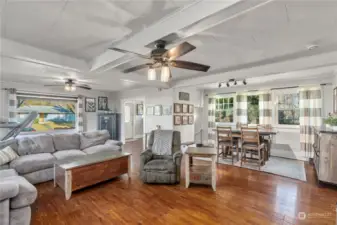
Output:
0,38,89,72
173,49,337,88
91,0,257,71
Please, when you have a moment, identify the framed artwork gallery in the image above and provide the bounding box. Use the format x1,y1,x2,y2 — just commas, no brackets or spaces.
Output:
174,103,182,113
85,97,96,112
98,96,108,110
174,115,182,125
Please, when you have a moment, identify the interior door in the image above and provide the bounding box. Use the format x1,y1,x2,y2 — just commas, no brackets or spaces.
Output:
124,103,134,139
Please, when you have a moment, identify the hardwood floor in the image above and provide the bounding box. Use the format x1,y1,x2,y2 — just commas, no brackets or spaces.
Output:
32,139,337,225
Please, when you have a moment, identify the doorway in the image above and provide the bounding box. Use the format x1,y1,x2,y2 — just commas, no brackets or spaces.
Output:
123,101,144,141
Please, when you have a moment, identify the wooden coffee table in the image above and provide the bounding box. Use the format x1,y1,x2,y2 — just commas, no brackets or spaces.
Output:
185,147,217,191
54,151,131,200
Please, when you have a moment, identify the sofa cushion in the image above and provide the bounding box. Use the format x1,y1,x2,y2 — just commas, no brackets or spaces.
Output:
53,150,86,161
16,135,55,156
1,176,37,209
52,133,80,151
10,153,55,174
144,159,176,173
0,169,18,178
0,146,19,166
80,130,110,149
83,145,120,155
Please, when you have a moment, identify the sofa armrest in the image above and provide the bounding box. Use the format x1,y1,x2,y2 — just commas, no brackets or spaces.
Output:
105,140,123,146
0,182,19,202
173,151,183,165
140,150,153,168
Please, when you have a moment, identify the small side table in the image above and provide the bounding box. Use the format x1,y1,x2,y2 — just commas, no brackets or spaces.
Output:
185,147,217,191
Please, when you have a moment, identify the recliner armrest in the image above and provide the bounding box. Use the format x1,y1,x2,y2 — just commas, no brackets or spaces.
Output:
0,182,19,202
140,150,153,168
105,140,123,146
173,151,183,165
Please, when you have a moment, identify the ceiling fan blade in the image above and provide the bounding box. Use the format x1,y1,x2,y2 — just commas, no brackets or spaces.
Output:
44,85,64,87
164,42,196,60
170,60,210,72
109,47,150,59
123,63,152,73
76,85,92,90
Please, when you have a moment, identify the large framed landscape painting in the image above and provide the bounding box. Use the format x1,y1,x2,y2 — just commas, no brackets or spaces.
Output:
16,98,76,132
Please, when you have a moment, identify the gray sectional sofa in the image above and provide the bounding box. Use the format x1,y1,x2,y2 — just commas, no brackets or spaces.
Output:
0,130,122,225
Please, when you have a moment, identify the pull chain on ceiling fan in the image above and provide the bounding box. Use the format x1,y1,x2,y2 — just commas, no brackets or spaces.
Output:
110,40,210,82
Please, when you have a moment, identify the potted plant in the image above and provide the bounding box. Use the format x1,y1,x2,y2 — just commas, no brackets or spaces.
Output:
323,114,337,130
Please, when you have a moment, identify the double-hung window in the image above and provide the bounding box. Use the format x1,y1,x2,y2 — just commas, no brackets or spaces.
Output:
215,97,234,123
16,93,77,132
276,93,300,125
247,95,259,124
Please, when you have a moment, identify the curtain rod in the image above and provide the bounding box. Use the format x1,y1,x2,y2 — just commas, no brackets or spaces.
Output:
270,86,298,90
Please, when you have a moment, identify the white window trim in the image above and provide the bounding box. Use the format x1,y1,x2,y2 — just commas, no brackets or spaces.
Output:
215,94,236,126
271,88,300,128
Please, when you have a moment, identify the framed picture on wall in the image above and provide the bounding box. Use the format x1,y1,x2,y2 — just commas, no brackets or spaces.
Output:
174,115,182,125
179,92,190,101
333,87,337,113
182,104,188,113
188,104,194,114
154,105,162,116
182,115,188,125
162,105,172,115
174,103,182,113
147,106,154,115
188,115,194,124
136,104,143,115
85,97,96,112
98,96,108,110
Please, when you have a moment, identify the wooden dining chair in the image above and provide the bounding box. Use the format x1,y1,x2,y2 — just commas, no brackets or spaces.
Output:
257,124,272,160
240,127,265,170
217,127,237,164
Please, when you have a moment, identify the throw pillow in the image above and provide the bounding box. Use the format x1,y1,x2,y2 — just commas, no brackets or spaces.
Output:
0,146,19,166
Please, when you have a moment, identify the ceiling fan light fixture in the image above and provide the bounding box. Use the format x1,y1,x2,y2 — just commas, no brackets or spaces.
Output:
161,66,171,82
70,85,76,92
147,68,157,81
64,83,71,91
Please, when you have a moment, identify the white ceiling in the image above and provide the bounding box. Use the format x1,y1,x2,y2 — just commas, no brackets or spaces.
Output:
1,0,337,92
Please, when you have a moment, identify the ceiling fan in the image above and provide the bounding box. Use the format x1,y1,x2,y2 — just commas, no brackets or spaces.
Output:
44,79,92,92
110,40,210,82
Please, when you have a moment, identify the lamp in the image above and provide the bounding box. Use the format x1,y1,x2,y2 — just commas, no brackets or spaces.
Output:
64,83,71,91
161,66,171,82
147,68,156,81
70,85,76,92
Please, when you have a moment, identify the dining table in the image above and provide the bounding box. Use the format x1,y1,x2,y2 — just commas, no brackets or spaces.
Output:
212,127,278,163
212,127,278,136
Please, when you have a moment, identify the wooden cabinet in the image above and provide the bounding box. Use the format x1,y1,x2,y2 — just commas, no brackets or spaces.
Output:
313,129,337,184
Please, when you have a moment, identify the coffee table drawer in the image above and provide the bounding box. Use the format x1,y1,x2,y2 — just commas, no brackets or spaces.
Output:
71,156,128,191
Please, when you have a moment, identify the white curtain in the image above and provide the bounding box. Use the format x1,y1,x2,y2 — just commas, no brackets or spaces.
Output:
236,93,247,125
207,97,215,146
77,95,85,132
7,88,17,123
259,92,272,126
299,87,322,157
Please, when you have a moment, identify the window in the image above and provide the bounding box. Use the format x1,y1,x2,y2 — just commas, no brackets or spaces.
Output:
247,95,259,124
16,96,76,132
215,97,234,123
277,93,299,125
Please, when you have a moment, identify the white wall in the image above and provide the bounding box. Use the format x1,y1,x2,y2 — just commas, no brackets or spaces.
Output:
117,88,174,142
117,86,203,143
0,81,117,132
173,87,203,143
